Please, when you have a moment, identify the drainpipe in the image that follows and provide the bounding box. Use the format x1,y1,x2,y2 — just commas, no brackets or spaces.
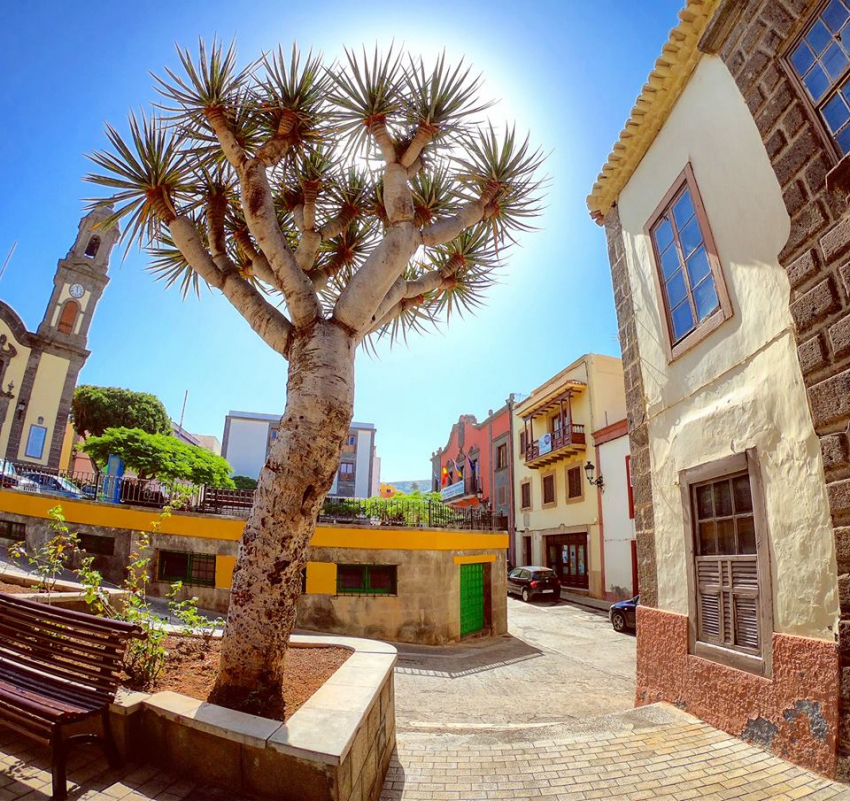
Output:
506,395,517,568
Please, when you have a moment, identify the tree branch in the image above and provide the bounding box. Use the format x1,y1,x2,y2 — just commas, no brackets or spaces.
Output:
368,118,397,163
206,113,321,327
419,200,485,247
369,270,445,327
333,222,417,333
169,217,293,356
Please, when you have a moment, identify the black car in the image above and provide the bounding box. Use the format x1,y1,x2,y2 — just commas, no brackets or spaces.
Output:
609,595,639,632
507,566,561,603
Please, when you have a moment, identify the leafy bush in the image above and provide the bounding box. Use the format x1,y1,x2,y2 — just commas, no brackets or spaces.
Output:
8,505,79,593
83,427,236,488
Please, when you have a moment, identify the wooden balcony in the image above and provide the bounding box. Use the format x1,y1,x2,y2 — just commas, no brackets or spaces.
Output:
524,424,586,468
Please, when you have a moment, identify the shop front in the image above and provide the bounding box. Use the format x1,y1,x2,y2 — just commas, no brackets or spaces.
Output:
545,532,589,590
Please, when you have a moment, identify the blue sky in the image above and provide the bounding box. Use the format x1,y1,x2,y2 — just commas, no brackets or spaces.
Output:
0,1,681,481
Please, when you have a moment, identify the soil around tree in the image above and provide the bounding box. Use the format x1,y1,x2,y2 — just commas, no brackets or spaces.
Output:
0,580,60,594
123,636,350,721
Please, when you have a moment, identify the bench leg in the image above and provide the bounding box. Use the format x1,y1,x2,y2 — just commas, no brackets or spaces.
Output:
50,729,67,801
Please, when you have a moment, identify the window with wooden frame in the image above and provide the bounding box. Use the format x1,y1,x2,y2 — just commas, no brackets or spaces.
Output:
496,443,508,470
519,431,527,455
520,479,532,510
541,473,556,507
336,564,397,595
681,450,772,676
646,165,732,360
566,465,583,501
57,300,80,334
787,0,850,156
338,461,355,481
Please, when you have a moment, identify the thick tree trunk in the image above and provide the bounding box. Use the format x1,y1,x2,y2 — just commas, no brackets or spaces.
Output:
208,320,356,715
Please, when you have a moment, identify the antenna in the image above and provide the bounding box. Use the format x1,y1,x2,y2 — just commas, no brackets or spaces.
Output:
0,242,17,282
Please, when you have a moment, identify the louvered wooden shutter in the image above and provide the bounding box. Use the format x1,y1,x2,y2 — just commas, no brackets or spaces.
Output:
696,555,759,653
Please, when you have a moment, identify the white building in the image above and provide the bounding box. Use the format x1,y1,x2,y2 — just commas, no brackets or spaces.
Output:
221,411,379,498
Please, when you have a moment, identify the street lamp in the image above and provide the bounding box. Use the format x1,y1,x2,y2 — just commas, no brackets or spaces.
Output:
584,460,605,493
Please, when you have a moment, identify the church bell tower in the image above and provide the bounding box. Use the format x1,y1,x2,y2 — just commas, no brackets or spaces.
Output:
36,205,118,349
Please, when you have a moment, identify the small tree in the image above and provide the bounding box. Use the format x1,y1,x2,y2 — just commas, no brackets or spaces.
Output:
72,385,172,437
86,41,543,713
232,475,258,490
83,427,235,488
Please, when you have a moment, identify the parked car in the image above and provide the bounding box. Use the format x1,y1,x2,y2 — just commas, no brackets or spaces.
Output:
507,566,561,603
609,595,639,632
21,472,85,499
0,462,39,493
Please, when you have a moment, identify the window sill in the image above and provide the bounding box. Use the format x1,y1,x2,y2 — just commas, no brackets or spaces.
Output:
692,640,768,678
826,152,850,196
668,306,732,363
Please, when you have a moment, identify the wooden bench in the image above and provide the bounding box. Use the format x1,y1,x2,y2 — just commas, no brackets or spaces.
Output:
0,592,144,800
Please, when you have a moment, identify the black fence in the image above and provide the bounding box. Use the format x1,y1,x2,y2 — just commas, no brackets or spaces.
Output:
4,462,507,532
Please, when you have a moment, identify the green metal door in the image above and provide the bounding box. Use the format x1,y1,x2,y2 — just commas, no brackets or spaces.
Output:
460,562,485,637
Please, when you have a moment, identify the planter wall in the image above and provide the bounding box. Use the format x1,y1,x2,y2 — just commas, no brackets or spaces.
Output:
109,635,397,801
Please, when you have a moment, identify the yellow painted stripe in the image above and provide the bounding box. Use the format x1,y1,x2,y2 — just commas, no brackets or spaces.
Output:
453,554,497,565
0,489,508,552
305,562,337,594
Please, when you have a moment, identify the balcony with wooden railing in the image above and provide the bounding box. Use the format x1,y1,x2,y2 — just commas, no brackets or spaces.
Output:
524,423,586,468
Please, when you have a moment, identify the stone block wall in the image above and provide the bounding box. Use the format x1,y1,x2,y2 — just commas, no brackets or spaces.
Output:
701,0,850,776
603,207,658,607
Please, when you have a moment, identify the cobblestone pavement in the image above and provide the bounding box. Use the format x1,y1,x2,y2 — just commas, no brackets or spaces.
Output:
381,704,850,800
0,728,257,801
381,599,850,800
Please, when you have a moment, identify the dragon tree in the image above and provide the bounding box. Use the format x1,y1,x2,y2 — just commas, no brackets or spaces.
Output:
86,41,543,714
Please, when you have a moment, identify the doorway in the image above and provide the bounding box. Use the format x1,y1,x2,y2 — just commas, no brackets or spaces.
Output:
460,562,485,637
545,533,589,590
522,535,532,566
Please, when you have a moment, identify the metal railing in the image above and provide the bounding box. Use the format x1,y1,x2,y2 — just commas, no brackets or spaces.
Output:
524,423,586,462
3,462,507,532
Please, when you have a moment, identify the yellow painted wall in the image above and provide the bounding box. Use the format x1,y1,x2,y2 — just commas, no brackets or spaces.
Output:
18,352,69,464
306,561,337,593
616,55,838,640
0,488,508,552
0,319,31,456
59,421,76,470
215,555,237,589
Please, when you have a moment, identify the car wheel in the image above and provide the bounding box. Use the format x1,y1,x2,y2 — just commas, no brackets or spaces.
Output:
611,611,626,632
522,588,530,603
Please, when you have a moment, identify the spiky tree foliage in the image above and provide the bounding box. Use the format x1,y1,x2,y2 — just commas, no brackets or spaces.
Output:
86,39,544,715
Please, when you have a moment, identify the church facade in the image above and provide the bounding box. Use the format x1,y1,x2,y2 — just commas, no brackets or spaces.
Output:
0,207,117,469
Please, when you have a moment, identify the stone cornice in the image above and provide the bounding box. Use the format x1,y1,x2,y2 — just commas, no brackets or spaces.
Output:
586,0,721,221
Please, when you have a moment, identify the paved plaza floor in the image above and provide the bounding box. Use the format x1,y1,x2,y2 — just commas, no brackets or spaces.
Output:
1,598,848,799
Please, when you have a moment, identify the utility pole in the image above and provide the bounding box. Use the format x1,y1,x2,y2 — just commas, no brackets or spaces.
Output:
178,390,188,432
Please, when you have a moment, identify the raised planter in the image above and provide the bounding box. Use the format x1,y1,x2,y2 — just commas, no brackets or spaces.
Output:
109,634,397,801
0,572,129,612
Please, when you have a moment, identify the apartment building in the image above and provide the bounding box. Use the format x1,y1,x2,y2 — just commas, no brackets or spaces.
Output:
588,0,850,776
512,354,633,600
222,411,379,498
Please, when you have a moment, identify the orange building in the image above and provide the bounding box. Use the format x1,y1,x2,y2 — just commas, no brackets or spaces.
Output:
431,404,515,547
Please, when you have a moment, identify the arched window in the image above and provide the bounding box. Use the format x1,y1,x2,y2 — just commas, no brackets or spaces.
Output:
58,300,80,334
84,235,101,258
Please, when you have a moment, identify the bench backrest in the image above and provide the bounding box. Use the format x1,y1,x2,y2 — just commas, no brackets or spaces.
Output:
0,592,144,698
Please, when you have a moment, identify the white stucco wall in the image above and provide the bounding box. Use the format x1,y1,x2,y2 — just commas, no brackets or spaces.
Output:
598,435,635,599
223,417,271,478
354,428,375,499
616,55,838,640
